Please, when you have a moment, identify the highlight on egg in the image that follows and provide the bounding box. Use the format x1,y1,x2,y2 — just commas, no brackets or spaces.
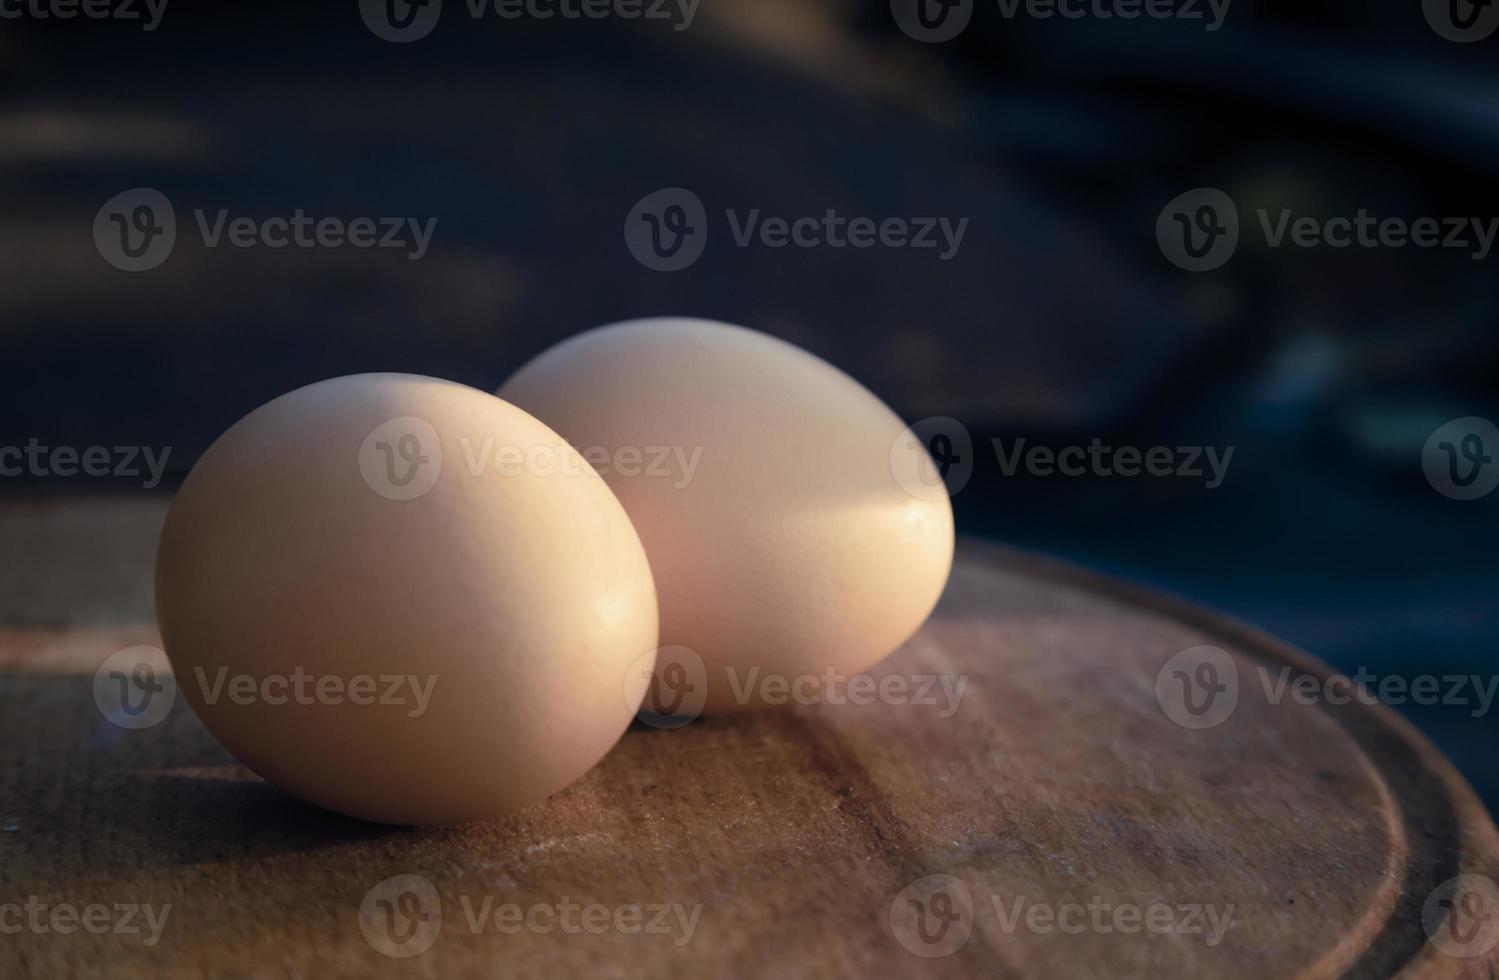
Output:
154,374,659,825
500,318,956,716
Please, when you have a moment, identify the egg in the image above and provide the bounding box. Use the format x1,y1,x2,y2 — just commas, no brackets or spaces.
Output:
499,319,955,715
155,374,658,825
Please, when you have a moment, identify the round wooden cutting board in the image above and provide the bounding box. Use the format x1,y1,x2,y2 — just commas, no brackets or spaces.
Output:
0,499,1495,978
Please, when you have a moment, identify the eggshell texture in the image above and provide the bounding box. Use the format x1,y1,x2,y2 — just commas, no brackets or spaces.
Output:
499,319,955,714
155,374,658,825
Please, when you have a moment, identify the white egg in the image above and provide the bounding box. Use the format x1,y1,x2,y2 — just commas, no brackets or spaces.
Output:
156,374,658,825
500,319,954,715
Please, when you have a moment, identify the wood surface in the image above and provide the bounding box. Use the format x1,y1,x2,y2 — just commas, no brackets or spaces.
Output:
0,497,1496,979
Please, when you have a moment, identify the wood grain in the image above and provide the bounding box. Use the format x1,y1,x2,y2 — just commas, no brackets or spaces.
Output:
0,498,1495,978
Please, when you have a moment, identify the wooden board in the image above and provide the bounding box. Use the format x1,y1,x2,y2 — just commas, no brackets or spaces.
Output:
0,498,1496,978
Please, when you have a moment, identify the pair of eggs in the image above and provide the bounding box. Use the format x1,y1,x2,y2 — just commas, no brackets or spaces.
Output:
155,318,955,825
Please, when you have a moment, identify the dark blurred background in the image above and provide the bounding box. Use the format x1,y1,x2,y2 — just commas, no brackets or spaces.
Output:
1,1,1495,804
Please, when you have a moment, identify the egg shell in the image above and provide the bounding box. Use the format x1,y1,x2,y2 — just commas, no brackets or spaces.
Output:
499,319,955,714
155,374,658,825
